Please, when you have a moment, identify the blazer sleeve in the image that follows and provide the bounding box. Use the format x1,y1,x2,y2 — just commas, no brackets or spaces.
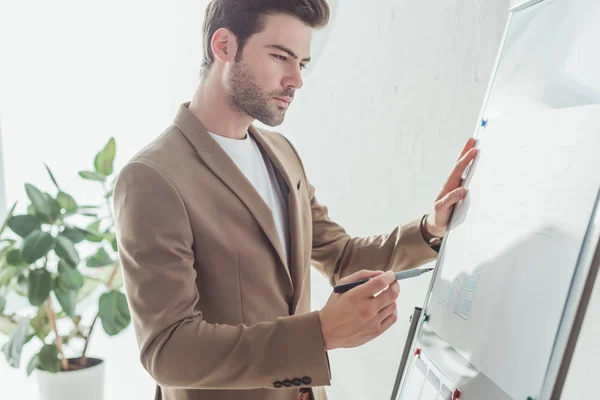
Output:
113,160,331,390
307,183,439,286
280,135,439,286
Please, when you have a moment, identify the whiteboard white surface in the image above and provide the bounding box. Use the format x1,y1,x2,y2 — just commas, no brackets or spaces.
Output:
428,105,600,399
484,0,600,119
419,0,600,397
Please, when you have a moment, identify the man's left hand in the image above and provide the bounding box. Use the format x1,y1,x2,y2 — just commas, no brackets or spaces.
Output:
424,138,478,238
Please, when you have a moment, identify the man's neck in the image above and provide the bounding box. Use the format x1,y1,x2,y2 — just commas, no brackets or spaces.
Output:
189,73,253,140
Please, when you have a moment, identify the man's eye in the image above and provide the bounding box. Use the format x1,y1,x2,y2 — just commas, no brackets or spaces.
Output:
300,64,307,70
272,54,287,62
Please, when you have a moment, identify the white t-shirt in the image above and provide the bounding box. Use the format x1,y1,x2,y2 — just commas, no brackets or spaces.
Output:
208,131,290,266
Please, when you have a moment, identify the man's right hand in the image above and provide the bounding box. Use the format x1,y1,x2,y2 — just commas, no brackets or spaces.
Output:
318,270,400,351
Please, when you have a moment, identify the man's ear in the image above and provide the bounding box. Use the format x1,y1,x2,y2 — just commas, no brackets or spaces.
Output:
211,28,238,64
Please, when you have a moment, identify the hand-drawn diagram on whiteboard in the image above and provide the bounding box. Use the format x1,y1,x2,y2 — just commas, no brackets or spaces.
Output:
439,267,482,320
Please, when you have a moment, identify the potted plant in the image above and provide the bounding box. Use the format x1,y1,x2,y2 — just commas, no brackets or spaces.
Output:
0,138,130,400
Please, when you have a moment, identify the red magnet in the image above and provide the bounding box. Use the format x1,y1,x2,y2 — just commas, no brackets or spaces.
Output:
452,388,461,399
413,347,421,356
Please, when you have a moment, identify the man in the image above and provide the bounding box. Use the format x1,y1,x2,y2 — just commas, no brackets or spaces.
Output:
113,1,477,399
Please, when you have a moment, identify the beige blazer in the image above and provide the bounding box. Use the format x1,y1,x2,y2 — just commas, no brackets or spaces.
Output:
113,102,438,400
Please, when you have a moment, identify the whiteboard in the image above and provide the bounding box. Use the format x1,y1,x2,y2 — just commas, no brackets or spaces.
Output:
428,105,600,399
396,0,600,398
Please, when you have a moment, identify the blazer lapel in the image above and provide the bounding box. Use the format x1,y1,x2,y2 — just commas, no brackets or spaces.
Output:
249,126,307,313
173,103,292,287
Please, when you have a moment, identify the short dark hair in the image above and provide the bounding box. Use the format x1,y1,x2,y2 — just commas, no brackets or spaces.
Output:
201,0,330,74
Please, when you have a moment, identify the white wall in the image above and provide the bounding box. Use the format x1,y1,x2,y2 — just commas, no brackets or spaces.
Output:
0,112,7,220
18,1,600,399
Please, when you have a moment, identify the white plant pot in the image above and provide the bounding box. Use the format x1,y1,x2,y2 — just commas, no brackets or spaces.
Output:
35,357,105,400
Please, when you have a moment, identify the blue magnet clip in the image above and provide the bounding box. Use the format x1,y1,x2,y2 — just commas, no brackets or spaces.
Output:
481,118,488,127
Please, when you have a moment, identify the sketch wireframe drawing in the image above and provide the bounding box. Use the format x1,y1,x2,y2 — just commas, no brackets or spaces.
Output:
439,267,482,320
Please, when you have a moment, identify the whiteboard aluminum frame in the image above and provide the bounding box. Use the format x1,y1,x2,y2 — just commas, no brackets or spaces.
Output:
390,307,423,400
510,0,548,12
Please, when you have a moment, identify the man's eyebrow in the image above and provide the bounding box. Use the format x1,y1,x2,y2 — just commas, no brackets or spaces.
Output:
265,44,311,62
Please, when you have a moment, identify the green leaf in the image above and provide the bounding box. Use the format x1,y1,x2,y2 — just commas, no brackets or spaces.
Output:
7,215,41,238
31,211,50,224
104,189,114,199
6,249,26,267
54,235,80,266
88,220,102,231
0,292,5,313
57,260,84,291
56,192,77,213
0,266,19,287
98,290,131,335
21,231,54,263
44,163,61,191
38,344,61,373
78,205,100,210
86,247,114,268
94,138,116,176
106,232,118,252
84,220,103,242
61,227,87,244
28,269,52,306
44,194,61,220
27,353,40,376
78,171,105,182
25,184,51,217
0,202,17,236
55,283,76,317
26,203,41,220
30,306,50,340
1,317,30,368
